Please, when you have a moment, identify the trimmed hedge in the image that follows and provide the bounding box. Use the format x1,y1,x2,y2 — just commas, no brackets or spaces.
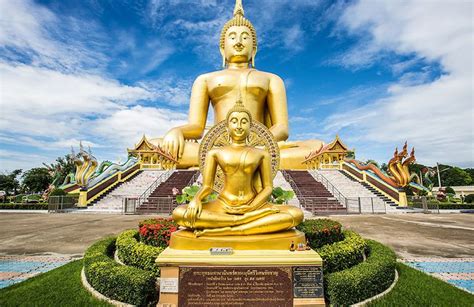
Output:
317,230,367,274
438,203,474,210
0,203,48,210
325,239,396,305
116,229,163,276
465,194,474,203
83,236,157,306
296,219,344,248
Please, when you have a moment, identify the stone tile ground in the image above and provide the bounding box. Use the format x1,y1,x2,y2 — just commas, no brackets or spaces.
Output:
0,255,77,289
403,258,474,294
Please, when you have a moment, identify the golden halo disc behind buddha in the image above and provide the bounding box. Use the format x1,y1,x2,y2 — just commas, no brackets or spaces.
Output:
198,119,280,193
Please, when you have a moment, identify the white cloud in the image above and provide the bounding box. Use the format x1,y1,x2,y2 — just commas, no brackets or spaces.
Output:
0,0,190,171
93,106,187,147
0,62,152,138
0,0,107,71
327,0,473,166
139,76,192,106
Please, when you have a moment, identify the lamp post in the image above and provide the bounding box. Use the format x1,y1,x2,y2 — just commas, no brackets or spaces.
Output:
436,163,442,188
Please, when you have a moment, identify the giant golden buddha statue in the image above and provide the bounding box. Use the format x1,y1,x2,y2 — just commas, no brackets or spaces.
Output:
158,0,323,170
172,101,304,237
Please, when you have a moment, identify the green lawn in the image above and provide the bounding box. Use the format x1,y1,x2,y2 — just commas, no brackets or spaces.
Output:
369,263,474,307
1,260,472,306
0,260,111,307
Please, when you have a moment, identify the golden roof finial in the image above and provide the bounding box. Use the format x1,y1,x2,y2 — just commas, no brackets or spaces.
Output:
233,0,244,16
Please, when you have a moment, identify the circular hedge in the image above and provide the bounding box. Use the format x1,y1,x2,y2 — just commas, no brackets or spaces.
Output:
317,230,368,274
324,239,397,305
296,218,344,248
83,218,396,306
83,236,157,306
116,229,164,276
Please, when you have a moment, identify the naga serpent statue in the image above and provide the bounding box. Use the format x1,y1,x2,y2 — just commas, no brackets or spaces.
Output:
345,142,416,188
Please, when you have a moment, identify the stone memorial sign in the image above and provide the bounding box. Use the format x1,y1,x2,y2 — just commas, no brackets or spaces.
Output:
178,266,293,306
293,266,324,298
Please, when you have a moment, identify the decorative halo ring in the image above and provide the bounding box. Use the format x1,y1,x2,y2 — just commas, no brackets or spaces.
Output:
198,120,280,193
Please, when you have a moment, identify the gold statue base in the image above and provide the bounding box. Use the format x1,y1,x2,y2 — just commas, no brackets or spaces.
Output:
156,248,324,307
169,229,306,250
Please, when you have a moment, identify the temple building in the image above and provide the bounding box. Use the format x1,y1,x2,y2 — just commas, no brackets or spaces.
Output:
302,135,350,169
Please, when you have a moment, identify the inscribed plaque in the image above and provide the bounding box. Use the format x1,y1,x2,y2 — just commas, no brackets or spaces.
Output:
178,266,293,307
293,266,324,298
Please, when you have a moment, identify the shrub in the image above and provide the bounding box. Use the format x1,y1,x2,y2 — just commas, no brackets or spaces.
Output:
325,240,396,305
50,188,66,196
465,194,474,203
270,187,295,204
14,194,25,203
0,203,48,210
83,236,157,306
116,229,163,275
138,217,179,248
437,203,474,210
445,186,455,194
176,185,217,204
317,230,368,274
296,219,343,248
24,194,41,203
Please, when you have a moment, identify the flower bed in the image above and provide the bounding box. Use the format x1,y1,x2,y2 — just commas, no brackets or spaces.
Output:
138,217,179,248
116,229,163,276
317,230,368,274
325,239,397,305
83,236,157,306
296,218,344,248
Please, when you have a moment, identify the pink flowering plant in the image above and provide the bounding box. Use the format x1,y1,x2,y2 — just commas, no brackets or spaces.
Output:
138,217,179,248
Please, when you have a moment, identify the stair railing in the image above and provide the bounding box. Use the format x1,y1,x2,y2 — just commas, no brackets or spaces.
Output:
309,170,348,208
137,170,173,208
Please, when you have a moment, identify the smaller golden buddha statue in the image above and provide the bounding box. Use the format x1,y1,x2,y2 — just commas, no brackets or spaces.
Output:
172,101,304,237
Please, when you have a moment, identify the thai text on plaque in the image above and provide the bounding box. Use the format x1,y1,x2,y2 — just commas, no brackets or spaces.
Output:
178,266,293,307
293,266,324,298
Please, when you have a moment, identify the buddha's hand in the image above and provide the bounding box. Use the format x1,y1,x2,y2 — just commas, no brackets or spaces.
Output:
185,199,202,228
162,128,185,159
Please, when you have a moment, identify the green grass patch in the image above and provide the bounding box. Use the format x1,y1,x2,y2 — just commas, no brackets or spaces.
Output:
0,259,111,307
369,262,474,306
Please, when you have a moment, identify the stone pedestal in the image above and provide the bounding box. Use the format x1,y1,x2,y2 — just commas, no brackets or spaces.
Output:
156,248,325,307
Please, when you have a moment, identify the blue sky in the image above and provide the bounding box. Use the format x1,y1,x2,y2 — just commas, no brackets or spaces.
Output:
0,0,473,172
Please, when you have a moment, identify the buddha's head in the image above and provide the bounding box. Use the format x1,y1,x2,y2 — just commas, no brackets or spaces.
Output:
226,100,252,142
220,0,257,68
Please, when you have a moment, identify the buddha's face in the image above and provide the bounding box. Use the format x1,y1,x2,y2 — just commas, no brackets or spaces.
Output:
228,111,251,142
223,26,255,64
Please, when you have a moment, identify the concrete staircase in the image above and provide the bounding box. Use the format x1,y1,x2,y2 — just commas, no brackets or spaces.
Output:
281,170,346,214
313,169,398,213
89,170,165,212
137,170,199,214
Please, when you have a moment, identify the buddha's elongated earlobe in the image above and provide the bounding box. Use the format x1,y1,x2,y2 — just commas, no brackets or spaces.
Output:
251,47,257,68
220,48,226,68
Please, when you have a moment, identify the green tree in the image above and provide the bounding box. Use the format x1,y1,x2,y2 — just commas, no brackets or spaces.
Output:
0,169,22,195
43,154,76,186
442,167,472,186
464,168,474,185
22,168,52,193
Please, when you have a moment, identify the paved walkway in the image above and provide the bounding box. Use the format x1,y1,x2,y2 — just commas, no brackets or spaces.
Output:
0,254,79,289
403,258,474,294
